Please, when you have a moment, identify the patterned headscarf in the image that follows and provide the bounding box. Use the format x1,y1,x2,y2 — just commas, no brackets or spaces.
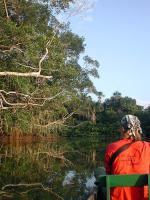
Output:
121,115,142,137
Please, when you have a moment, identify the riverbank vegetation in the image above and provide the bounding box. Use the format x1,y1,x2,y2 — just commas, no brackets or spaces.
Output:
0,0,150,138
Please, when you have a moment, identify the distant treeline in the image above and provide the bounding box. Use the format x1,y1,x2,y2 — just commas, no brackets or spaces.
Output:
64,92,150,138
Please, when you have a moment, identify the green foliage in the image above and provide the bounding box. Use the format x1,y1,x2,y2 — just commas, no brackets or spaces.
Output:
64,92,150,139
137,107,150,137
1,109,32,134
0,0,100,135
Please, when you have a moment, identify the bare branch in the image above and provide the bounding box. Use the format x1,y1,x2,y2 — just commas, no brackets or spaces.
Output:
3,0,9,19
16,62,38,70
38,47,49,74
0,90,64,109
0,71,52,79
0,90,29,97
35,112,75,128
0,41,52,79
38,37,57,74
35,119,64,128
0,44,23,53
62,112,75,120
0,92,25,107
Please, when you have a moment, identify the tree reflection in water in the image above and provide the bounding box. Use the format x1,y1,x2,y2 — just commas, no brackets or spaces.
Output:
0,137,107,200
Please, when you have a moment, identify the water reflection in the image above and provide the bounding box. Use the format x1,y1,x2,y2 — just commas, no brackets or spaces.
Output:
85,174,96,192
63,171,76,186
0,137,107,200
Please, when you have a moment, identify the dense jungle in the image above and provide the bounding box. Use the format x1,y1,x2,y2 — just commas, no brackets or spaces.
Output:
0,1,150,200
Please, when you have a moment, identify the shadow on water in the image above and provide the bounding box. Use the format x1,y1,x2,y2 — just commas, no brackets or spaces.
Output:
0,136,112,200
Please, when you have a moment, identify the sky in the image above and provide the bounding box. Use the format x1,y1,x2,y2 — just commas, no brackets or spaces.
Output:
68,0,150,107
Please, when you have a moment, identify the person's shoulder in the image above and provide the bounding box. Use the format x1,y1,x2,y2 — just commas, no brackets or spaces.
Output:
139,140,150,144
135,140,150,147
142,140,150,146
106,139,124,150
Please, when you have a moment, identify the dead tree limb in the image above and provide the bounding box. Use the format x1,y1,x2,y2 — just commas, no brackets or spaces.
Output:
0,71,52,79
3,0,9,19
0,90,64,109
35,112,75,128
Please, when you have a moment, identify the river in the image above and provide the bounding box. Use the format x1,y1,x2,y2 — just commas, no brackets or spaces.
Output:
0,136,112,200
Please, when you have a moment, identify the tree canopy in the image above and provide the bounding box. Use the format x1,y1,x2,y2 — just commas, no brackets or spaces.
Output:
0,0,100,135
68,92,150,138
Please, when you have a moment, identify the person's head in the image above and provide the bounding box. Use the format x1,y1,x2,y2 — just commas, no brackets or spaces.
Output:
120,114,142,141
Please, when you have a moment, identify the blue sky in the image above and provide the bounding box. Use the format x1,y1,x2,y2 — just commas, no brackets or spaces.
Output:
68,0,150,107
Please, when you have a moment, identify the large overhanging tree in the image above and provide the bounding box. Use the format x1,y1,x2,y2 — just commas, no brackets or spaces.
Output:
0,0,100,135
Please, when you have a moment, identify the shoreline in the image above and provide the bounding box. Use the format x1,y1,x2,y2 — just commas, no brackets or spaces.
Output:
0,134,59,145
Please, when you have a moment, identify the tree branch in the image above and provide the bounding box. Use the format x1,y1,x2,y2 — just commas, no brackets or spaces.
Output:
38,47,48,74
38,37,58,73
0,71,52,79
0,44,23,53
0,90,64,109
35,112,75,128
3,0,9,19
16,62,38,70
0,41,52,79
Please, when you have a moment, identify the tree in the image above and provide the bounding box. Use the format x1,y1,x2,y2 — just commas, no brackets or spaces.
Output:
95,92,143,137
138,106,150,137
0,0,100,135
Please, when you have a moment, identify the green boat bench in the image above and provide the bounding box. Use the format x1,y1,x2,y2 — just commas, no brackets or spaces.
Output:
97,174,150,200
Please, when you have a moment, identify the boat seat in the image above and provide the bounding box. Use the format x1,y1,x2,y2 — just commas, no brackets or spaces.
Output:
96,174,150,200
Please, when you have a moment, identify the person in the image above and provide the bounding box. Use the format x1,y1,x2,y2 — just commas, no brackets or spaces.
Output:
104,114,150,200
